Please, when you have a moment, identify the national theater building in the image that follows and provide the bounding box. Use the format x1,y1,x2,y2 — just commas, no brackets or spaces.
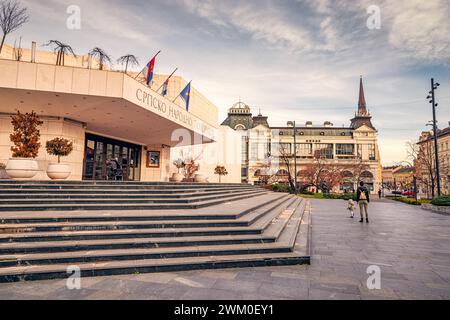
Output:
222,77,382,193
0,43,241,183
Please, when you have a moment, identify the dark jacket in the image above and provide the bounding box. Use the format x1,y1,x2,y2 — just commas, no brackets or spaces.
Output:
356,186,370,203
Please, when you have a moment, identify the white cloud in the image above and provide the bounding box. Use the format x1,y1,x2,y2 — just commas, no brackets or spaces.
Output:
387,0,450,61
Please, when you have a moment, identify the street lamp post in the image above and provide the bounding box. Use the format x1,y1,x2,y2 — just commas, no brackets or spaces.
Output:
293,121,298,193
427,78,441,197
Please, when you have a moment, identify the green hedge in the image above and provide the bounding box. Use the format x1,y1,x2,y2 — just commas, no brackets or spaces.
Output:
271,184,292,193
387,196,431,205
299,192,356,200
431,196,450,206
322,193,357,200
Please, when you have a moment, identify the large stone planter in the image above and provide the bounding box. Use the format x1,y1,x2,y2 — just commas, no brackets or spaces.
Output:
5,158,39,179
194,174,206,183
46,163,71,180
170,172,184,182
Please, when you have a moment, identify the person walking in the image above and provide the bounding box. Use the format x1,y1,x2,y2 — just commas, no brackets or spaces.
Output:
357,181,370,223
378,188,382,199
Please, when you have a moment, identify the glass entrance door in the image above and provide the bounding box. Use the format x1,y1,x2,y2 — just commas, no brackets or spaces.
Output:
83,134,141,181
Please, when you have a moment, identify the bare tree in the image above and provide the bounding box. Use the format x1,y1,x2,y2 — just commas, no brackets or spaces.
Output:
0,0,28,54
407,139,436,198
117,54,139,74
89,47,112,70
299,152,328,191
44,40,76,66
277,143,296,190
350,156,371,187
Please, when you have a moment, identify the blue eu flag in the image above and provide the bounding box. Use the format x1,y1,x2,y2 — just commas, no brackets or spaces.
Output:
180,81,191,111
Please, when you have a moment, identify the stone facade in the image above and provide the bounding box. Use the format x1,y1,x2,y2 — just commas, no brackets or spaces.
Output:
222,77,382,193
417,124,450,197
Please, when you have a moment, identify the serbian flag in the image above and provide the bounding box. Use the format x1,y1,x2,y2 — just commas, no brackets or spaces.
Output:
161,68,178,97
179,81,191,111
141,51,160,86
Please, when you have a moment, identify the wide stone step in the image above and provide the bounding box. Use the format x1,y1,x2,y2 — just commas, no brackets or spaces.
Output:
0,242,296,267
0,251,310,282
0,234,276,254
0,189,261,205
0,180,250,186
0,197,293,232
0,197,299,243
0,182,255,190
0,193,290,224
0,187,254,194
0,188,254,198
0,190,268,211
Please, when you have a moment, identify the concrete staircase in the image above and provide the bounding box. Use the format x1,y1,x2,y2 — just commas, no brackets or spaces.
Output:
0,181,311,282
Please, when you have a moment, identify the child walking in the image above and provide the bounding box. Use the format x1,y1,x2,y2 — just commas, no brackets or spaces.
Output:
347,199,356,218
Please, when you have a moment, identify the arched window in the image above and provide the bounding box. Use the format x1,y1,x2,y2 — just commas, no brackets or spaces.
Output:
276,169,289,176
360,171,374,179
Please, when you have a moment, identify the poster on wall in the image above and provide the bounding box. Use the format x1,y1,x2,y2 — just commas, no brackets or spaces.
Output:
146,151,161,168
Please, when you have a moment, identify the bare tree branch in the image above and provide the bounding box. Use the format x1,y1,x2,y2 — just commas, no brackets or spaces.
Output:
0,0,29,53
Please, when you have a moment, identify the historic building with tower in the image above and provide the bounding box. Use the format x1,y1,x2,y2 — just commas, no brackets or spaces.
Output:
222,77,382,193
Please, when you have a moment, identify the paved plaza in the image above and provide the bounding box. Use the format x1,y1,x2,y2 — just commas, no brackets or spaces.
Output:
0,198,449,300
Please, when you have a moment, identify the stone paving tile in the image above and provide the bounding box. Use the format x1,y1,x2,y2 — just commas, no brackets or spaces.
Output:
1,198,450,300
212,279,262,293
180,288,243,300
308,288,361,300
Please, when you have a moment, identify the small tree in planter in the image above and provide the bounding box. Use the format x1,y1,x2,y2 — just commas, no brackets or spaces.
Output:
45,137,74,180
46,137,73,163
214,165,228,183
184,159,200,180
171,158,185,182
10,111,43,158
6,111,43,179
173,159,185,174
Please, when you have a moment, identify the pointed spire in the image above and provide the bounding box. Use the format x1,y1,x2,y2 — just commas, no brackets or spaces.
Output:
358,75,367,116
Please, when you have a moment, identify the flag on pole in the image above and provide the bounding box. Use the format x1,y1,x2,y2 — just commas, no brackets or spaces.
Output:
141,51,161,86
161,68,178,97
179,81,191,111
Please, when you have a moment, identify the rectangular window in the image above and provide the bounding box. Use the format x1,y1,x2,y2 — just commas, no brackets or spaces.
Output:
336,144,355,156
314,144,334,159
295,143,313,157
368,144,376,160
272,143,292,156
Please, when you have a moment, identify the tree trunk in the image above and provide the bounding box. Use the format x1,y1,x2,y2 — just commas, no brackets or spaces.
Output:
0,34,5,54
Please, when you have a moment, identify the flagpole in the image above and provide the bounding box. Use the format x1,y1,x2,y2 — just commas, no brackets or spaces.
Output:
134,50,161,80
156,67,178,93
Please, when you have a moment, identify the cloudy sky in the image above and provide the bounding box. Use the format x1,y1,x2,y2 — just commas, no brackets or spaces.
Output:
8,0,450,164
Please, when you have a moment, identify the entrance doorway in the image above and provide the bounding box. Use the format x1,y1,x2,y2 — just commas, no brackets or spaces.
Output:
83,134,141,181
